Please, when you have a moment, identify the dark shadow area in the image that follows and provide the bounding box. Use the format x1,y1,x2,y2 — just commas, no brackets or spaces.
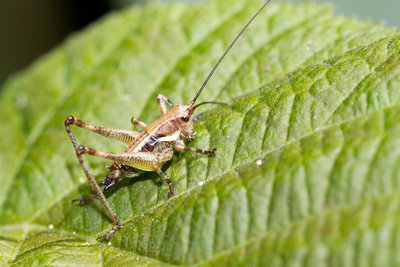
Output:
0,0,112,89
102,159,174,196
2,0,397,92
72,171,157,225
72,159,173,223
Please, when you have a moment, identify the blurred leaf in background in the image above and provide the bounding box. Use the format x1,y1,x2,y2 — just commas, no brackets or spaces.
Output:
0,0,399,89
112,0,400,27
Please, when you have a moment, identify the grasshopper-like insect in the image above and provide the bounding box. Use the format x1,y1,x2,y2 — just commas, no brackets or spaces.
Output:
65,0,271,240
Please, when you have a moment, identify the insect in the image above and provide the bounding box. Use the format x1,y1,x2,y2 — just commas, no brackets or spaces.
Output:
65,0,272,240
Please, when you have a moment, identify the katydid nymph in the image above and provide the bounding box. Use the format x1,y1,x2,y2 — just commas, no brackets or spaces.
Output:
65,0,272,240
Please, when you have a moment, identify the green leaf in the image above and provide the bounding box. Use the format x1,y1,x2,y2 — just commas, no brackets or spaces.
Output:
1,0,400,265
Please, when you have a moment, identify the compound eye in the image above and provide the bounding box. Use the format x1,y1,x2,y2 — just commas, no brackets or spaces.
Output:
182,116,190,122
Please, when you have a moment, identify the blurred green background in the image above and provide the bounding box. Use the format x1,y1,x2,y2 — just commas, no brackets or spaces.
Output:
0,0,398,90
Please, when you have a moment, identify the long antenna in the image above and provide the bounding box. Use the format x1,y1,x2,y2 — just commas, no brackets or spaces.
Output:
191,0,272,105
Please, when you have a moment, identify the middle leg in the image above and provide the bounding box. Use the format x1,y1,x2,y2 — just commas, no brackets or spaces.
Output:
102,162,139,191
131,116,147,130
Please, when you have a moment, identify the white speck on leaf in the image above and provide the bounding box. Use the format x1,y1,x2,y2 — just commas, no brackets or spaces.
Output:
17,93,28,109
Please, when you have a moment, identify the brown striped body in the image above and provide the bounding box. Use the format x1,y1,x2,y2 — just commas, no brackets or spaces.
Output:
116,104,194,171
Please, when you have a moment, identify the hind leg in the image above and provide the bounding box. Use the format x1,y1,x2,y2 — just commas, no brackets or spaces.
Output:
65,123,122,240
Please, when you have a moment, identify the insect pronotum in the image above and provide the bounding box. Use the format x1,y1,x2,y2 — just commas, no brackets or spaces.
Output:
65,0,272,240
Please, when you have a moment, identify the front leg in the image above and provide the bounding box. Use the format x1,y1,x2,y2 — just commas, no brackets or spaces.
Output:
157,93,174,114
174,140,217,155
